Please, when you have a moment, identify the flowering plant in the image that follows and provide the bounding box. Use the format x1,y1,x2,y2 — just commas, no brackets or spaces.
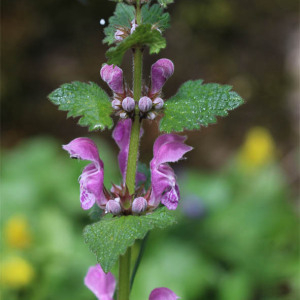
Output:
48,0,243,299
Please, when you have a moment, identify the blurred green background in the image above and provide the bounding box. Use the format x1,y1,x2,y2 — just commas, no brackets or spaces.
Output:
1,0,299,299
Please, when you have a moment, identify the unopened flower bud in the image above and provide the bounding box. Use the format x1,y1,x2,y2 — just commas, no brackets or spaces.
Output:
120,112,127,119
138,97,152,112
106,200,121,215
132,197,148,214
150,59,174,94
130,19,138,34
100,64,124,94
147,112,156,120
112,99,121,110
153,97,164,110
114,29,124,42
122,97,135,112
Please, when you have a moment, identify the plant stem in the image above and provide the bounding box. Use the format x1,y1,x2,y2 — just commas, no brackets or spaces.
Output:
118,247,131,300
125,0,143,195
125,47,143,194
130,233,149,290
118,2,143,300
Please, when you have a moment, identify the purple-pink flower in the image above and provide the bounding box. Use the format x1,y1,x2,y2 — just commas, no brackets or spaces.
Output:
101,58,174,120
63,131,192,213
84,264,179,300
150,58,174,96
84,264,116,300
100,64,124,94
62,138,106,210
149,287,180,300
149,134,193,210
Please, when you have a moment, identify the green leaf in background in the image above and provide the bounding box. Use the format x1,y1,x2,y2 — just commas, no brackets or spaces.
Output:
160,80,244,132
106,24,166,65
48,81,113,131
157,0,174,8
137,162,151,190
83,207,176,273
103,3,135,45
141,3,170,31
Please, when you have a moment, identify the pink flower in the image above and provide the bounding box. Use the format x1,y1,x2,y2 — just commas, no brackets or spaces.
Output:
149,287,180,300
84,265,179,300
84,265,116,300
149,134,193,210
100,64,124,94
63,138,106,210
112,119,146,184
150,59,174,95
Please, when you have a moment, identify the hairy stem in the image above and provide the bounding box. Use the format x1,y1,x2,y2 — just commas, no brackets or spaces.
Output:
118,1,143,300
125,47,143,194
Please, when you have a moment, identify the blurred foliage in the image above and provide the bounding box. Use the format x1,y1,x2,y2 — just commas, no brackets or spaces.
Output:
1,133,298,299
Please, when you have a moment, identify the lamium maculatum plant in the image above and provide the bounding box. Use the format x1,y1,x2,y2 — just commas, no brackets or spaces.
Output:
48,0,244,299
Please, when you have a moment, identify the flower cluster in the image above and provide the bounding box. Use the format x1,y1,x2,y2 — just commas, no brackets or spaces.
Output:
63,125,192,215
100,58,174,120
84,264,179,300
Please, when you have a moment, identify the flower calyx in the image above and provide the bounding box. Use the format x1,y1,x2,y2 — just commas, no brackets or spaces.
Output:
114,19,138,43
103,183,153,216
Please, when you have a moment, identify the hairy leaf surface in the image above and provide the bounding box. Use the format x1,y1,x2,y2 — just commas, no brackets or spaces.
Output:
103,3,135,45
83,207,176,273
160,80,244,132
48,81,113,131
141,3,170,31
106,24,166,65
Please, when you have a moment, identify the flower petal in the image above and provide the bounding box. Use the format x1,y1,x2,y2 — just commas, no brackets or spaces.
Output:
150,59,174,95
112,120,145,183
80,163,106,209
84,264,116,300
149,287,180,300
150,134,192,210
160,184,180,210
112,119,132,179
63,138,105,210
155,141,193,166
153,134,186,158
150,164,180,209
100,64,124,94
63,138,101,166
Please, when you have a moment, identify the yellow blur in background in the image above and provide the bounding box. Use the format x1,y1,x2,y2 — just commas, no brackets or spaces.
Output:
4,216,32,249
238,127,276,170
0,256,34,289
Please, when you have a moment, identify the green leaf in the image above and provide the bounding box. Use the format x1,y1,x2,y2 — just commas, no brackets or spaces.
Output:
48,81,113,131
103,3,135,45
141,3,170,31
106,24,166,65
160,80,244,132
83,207,176,273
157,0,174,8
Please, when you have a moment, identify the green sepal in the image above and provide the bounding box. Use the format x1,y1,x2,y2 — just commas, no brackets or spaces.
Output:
103,3,135,45
48,81,113,131
106,24,166,65
160,80,244,133
83,207,176,273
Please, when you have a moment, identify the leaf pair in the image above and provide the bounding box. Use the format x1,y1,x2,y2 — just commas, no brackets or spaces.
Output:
104,3,170,65
48,80,244,133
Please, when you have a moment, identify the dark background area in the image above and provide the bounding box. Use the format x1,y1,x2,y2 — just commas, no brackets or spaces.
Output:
1,0,299,176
